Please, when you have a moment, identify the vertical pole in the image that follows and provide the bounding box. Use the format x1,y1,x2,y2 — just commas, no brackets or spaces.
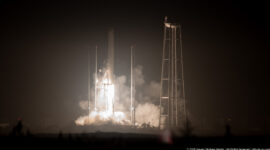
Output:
130,46,133,125
133,46,136,126
88,49,91,121
95,46,98,111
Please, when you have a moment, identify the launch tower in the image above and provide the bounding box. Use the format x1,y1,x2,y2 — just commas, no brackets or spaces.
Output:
159,17,186,129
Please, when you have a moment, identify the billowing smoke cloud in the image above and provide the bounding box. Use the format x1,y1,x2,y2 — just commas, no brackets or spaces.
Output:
134,65,145,86
79,100,88,110
75,111,128,126
114,75,131,111
144,81,160,99
75,65,161,127
135,103,160,127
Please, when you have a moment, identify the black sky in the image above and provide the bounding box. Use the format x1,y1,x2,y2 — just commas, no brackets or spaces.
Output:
0,0,269,135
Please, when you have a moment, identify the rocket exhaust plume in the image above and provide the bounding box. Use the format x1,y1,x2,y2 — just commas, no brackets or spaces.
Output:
107,29,114,81
75,65,161,127
75,29,161,129
76,29,130,126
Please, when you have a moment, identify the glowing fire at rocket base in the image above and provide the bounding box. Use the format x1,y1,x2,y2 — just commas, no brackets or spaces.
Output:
75,29,133,126
75,66,161,127
75,68,131,126
75,111,128,126
75,29,161,128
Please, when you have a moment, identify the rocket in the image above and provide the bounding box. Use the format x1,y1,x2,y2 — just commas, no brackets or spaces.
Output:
107,28,115,114
107,29,114,82
94,28,115,113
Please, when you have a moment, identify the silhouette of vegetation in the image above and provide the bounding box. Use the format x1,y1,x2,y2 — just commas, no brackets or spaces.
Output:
1,128,270,148
180,118,194,137
10,120,23,136
141,122,152,128
26,129,32,137
58,131,63,140
225,118,232,137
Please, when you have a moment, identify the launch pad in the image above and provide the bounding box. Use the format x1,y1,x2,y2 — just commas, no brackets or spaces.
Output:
75,17,186,132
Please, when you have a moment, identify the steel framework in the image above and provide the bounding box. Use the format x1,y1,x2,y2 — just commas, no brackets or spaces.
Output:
159,17,186,129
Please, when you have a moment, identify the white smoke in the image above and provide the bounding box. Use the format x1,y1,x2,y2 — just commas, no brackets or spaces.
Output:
134,65,145,86
79,100,88,110
114,75,131,111
144,81,160,99
135,103,160,127
75,111,128,126
75,65,161,128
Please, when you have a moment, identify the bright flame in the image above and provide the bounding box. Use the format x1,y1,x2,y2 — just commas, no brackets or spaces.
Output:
75,69,130,126
75,66,161,128
75,111,128,126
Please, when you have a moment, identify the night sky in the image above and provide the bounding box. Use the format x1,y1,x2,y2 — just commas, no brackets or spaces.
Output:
0,0,269,135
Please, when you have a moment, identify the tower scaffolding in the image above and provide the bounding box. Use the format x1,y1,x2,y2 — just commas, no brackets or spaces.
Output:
159,17,186,130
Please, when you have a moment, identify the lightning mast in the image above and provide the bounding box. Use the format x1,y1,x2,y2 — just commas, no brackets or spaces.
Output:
94,46,98,111
88,49,91,118
130,45,135,126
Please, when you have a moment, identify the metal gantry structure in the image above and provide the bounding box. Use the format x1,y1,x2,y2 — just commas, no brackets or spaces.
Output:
159,17,186,130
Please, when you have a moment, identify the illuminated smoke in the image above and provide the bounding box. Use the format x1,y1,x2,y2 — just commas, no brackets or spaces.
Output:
75,65,161,127
75,111,128,126
79,100,88,110
134,65,145,86
135,103,160,127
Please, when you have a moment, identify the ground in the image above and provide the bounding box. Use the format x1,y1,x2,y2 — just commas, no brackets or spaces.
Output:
0,132,270,149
